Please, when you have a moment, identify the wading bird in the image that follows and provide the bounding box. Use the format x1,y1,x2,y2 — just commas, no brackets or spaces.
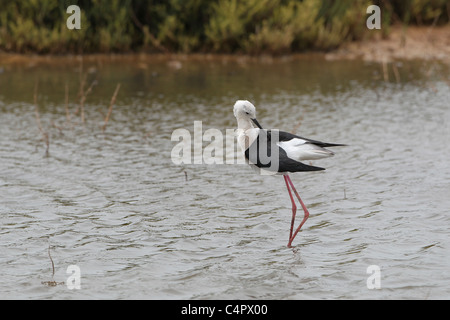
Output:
234,100,345,247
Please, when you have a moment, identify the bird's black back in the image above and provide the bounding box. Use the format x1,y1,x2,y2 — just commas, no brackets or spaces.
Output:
244,129,325,173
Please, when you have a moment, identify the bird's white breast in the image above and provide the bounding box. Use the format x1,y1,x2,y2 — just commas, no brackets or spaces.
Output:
236,127,260,152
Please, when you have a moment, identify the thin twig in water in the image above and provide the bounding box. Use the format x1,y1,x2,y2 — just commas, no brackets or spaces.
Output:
41,244,64,287
74,72,87,116
64,82,71,126
392,63,400,83
48,244,55,278
79,79,97,124
103,83,121,132
381,59,389,82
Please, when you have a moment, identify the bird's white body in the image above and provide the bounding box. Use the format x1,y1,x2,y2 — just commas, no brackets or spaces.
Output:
277,138,334,161
233,100,334,162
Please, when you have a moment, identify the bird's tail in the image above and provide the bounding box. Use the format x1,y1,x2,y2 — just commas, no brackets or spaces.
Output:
319,143,347,147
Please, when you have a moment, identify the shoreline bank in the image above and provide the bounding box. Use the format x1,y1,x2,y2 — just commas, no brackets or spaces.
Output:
1,26,449,66
326,25,450,63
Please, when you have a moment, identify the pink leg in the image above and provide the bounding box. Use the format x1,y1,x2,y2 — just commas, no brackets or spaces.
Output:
286,175,310,247
283,175,297,242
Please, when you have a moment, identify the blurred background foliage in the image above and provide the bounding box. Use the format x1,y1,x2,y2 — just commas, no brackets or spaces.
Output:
0,0,448,54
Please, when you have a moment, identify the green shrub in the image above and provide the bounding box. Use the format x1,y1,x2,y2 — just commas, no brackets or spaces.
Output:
0,0,447,54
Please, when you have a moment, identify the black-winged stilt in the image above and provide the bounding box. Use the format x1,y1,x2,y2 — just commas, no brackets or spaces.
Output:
234,100,345,247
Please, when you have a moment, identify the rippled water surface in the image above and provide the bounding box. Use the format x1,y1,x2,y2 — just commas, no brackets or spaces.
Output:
1,55,449,299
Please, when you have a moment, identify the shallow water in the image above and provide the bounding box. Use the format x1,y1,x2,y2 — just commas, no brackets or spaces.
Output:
0,55,449,299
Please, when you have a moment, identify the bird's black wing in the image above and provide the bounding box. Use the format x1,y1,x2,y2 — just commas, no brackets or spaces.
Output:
272,130,346,148
253,119,345,147
244,130,325,173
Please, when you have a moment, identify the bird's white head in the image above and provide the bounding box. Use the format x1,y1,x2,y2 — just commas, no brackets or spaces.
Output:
233,100,262,129
233,100,256,119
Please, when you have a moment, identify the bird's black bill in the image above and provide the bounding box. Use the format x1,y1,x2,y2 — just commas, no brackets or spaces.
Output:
251,118,263,129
